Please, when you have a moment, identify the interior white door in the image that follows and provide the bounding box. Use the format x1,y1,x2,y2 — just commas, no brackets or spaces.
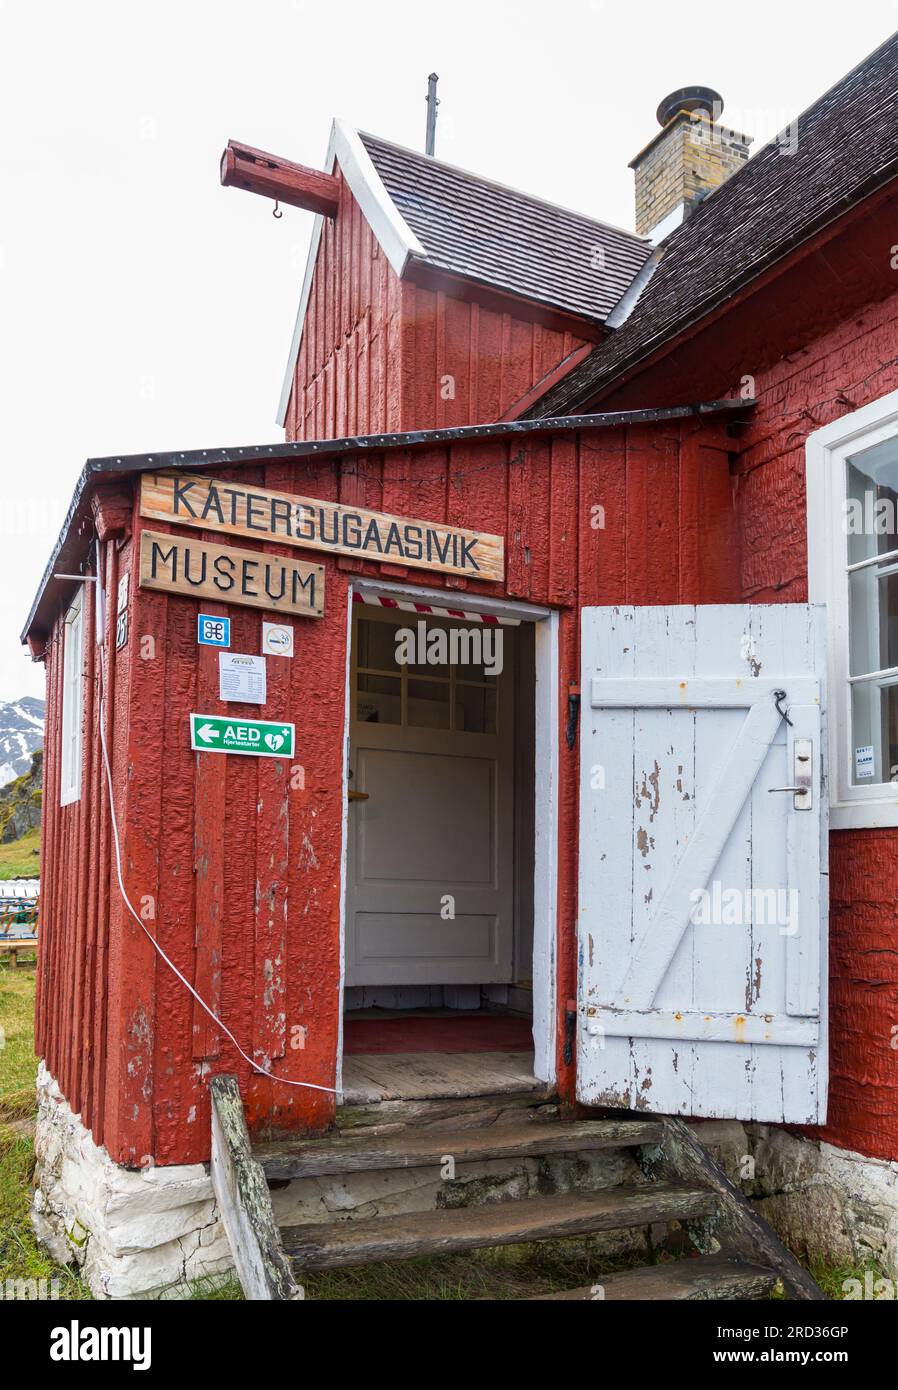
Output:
577,604,828,1124
346,607,515,986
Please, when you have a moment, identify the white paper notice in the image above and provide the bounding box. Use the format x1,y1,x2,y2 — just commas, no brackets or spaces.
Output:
855,745,875,780
219,652,267,705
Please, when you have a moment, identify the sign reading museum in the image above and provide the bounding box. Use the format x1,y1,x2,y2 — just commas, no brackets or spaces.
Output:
139,530,324,617
140,471,504,582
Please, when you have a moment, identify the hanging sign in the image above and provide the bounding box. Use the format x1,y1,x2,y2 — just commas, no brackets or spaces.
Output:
190,713,294,759
198,613,231,647
139,471,504,582
219,652,266,704
139,530,324,617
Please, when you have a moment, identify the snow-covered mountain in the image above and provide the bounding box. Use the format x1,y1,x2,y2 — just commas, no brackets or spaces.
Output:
0,697,45,787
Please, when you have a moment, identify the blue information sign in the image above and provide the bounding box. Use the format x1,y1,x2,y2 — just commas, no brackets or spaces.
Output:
197,613,231,648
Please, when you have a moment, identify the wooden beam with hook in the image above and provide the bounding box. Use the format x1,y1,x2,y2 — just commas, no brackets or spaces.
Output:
220,139,341,218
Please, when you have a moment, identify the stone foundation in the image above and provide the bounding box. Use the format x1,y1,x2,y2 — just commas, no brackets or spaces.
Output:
693,1119,898,1279
31,1065,233,1299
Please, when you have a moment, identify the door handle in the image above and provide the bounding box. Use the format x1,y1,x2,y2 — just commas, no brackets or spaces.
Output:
348,790,369,802
767,737,813,810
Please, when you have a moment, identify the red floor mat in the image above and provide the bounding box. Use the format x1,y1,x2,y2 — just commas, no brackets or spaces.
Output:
343,1015,533,1054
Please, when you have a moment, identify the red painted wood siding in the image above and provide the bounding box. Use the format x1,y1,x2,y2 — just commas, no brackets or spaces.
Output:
284,171,589,439
35,419,738,1165
36,538,126,1152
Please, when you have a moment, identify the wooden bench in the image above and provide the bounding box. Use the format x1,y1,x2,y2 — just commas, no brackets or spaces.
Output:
0,937,37,968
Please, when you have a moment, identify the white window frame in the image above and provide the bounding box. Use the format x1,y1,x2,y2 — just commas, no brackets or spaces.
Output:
807,387,898,827
60,587,85,807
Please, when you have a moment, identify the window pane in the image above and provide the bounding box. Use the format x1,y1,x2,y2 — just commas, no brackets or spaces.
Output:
848,564,898,675
356,618,401,672
850,681,898,785
356,672,400,724
454,684,497,734
407,678,449,729
405,622,449,676
846,446,898,567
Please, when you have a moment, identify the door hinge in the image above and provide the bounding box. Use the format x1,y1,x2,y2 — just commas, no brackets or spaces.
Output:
566,684,580,751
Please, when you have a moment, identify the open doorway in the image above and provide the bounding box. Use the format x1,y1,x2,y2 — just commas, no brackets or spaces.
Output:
340,595,541,1104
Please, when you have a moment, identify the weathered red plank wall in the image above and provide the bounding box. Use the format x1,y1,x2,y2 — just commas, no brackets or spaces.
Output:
35,419,738,1166
284,170,590,439
35,537,125,1154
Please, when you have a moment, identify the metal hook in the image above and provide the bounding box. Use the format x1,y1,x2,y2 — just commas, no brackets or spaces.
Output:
773,689,793,726
272,200,283,220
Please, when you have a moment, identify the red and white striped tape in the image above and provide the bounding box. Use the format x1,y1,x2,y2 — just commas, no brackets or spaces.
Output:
353,591,520,625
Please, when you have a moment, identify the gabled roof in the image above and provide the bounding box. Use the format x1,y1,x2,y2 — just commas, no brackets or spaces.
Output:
529,30,898,417
277,121,651,424
358,132,651,323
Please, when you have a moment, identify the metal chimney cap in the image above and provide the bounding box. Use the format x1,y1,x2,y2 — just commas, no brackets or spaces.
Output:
656,86,723,127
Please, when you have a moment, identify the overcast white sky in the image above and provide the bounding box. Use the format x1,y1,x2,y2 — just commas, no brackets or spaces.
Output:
1,1,896,703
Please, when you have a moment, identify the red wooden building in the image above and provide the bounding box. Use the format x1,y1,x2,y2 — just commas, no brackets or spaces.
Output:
24,35,898,1297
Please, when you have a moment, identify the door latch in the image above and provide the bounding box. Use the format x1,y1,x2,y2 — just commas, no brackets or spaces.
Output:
566,685,580,751
768,738,813,810
563,1003,577,1067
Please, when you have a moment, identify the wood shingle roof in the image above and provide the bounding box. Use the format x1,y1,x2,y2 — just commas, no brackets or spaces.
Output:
359,132,652,323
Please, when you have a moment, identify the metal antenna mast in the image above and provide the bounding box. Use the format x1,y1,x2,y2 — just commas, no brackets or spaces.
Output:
425,73,439,156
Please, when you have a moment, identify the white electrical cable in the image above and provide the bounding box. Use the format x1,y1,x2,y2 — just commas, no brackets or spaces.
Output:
97,657,339,1096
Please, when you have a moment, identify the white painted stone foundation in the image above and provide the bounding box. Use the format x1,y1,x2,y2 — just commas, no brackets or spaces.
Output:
694,1119,898,1280
31,1065,233,1299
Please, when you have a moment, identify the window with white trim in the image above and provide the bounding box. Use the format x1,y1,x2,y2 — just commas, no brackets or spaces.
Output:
60,588,84,806
807,388,898,827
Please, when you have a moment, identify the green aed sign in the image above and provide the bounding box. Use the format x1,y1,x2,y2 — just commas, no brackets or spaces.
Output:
189,712,295,759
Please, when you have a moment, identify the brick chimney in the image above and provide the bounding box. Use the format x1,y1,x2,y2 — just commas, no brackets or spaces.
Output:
630,87,752,241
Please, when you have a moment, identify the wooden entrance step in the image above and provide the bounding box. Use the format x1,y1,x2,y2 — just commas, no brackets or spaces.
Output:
280,1182,719,1271
341,1050,542,1105
209,1075,827,1302
529,1254,780,1301
254,1116,664,1181
336,1086,557,1136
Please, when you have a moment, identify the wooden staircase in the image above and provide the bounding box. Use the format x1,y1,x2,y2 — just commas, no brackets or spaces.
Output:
209,1075,825,1302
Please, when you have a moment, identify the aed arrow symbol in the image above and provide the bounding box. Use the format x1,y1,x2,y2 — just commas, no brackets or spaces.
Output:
197,722,220,743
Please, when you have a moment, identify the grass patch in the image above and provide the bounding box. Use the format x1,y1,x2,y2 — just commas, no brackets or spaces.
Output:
178,1238,650,1302
185,1274,245,1300
0,1128,92,1299
0,827,40,880
808,1256,888,1300
0,958,40,1119
0,960,91,1299
299,1239,649,1301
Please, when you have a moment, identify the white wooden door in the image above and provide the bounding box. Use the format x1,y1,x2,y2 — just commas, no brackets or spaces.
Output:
577,605,828,1123
347,608,515,986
